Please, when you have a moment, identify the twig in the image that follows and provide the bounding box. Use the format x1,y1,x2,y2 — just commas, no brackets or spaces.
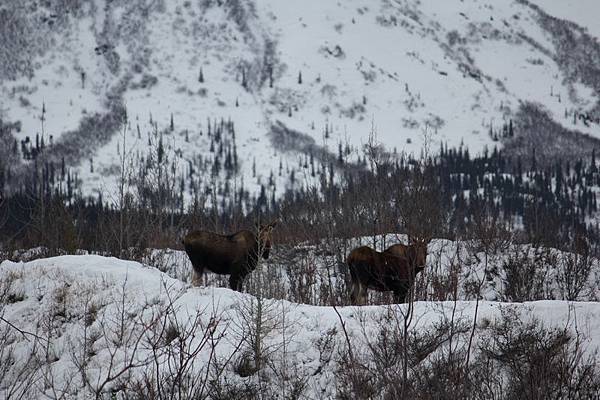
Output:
0,315,49,344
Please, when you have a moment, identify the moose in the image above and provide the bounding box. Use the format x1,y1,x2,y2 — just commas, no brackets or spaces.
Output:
183,220,278,291
346,238,429,304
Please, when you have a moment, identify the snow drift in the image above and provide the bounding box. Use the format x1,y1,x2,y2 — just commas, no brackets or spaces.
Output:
1,253,600,398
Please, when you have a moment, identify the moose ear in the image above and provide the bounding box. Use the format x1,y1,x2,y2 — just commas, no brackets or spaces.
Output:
269,219,279,228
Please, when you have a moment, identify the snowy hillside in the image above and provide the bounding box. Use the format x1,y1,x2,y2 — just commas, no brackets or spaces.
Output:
2,254,600,398
1,0,600,201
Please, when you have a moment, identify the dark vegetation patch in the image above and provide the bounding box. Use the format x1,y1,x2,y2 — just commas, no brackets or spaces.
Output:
3,99,127,193
0,0,87,81
50,102,127,166
519,0,600,113
269,121,374,176
504,102,600,166
269,121,337,164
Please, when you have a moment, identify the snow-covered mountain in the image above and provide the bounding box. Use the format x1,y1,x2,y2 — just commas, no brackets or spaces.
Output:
1,0,600,199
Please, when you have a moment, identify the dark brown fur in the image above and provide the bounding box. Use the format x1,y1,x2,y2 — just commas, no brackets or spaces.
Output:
347,240,428,304
383,243,409,258
383,236,429,258
183,221,277,291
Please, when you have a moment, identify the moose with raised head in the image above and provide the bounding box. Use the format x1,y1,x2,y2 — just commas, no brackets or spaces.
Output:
346,237,429,305
183,220,278,291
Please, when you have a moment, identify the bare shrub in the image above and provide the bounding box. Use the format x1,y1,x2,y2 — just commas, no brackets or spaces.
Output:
336,304,600,400
206,372,260,400
427,240,462,301
410,350,470,399
477,306,600,400
231,294,281,377
0,271,43,400
556,251,593,301
128,295,226,400
502,245,552,302
0,327,42,400
337,309,470,399
23,197,80,256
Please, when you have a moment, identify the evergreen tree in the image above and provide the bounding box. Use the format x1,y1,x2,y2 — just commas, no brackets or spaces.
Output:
158,135,164,163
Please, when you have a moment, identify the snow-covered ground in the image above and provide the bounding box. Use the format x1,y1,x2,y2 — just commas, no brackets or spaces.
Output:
2,0,600,201
2,243,600,398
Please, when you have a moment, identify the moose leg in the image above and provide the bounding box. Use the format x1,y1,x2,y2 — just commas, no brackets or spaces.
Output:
360,284,368,305
393,285,409,304
394,285,410,304
191,267,204,287
229,274,243,292
350,280,360,305
351,281,367,305
392,290,404,304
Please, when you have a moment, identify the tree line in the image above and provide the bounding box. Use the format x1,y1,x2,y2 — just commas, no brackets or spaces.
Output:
1,128,598,256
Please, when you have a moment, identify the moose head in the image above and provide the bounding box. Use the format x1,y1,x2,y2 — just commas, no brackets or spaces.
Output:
407,235,431,268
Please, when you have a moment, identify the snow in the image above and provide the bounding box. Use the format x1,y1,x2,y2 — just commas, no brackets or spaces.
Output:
2,247,600,397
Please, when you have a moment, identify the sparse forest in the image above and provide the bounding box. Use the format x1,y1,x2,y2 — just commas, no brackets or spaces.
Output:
1,115,598,256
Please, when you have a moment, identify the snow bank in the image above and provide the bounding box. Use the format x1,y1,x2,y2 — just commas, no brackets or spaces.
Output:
2,254,600,398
